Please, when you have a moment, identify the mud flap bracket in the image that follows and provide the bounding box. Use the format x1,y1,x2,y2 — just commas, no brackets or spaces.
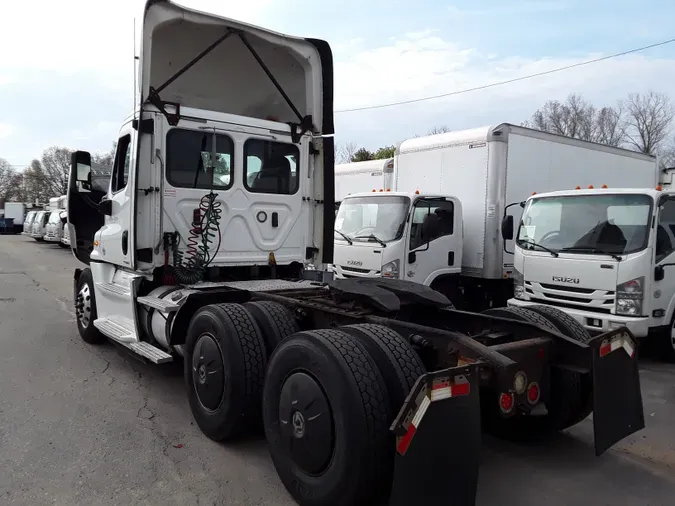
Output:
389,363,481,506
590,328,645,456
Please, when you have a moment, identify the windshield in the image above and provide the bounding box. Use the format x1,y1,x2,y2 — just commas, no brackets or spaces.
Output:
48,212,61,224
334,196,410,243
518,194,653,256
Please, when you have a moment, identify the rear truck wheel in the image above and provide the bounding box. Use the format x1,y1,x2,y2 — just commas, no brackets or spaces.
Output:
659,316,675,363
525,305,594,426
341,324,426,413
263,329,392,506
74,268,105,345
243,300,299,357
184,303,266,441
481,306,593,441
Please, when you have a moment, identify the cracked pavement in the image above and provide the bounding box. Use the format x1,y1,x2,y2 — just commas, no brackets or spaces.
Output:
1,235,675,505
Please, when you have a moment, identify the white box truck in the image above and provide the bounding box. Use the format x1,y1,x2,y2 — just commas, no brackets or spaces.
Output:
3,202,25,234
333,124,658,310
335,158,394,202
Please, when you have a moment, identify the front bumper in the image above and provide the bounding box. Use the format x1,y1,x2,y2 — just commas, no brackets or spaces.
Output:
44,234,60,243
507,298,650,338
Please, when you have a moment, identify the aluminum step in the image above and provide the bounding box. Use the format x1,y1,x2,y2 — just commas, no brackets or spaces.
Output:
137,295,180,312
97,282,131,297
94,316,136,343
126,341,173,364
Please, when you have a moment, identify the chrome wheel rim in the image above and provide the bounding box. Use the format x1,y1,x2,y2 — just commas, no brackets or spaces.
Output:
76,284,92,328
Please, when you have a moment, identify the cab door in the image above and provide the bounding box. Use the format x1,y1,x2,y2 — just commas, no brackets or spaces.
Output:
652,195,675,325
404,196,463,285
96,122,136,268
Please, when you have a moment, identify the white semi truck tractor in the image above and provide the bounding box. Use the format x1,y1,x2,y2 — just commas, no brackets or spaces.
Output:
66,2,645,505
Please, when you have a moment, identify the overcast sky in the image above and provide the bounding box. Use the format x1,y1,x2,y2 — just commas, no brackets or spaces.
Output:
1,0,674,167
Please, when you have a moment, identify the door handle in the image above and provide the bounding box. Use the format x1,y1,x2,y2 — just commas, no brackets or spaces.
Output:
122,230,128,255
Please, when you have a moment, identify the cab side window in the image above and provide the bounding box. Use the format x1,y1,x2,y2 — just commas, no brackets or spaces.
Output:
111,134,131,193
656,199,675,262
409,199,454,250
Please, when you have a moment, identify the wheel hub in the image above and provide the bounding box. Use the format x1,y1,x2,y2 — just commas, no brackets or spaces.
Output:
279,372,333,475
76,284,92,328
292,411,306,438
192,333,225,411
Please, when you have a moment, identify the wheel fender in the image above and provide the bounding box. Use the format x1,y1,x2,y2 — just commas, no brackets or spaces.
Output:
661,292,675,328
423,269,460,287
73,268,83,301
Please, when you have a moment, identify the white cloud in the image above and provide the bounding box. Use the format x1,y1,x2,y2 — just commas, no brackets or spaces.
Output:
333,32,675,147
0,0,275,88
0,123,14,139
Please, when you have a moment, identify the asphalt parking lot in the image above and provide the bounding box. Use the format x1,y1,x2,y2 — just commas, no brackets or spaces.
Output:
1,234,675,505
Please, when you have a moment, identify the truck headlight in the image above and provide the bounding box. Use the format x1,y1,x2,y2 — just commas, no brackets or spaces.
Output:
381,259,400,278
513,267,525,299
616,277,644,316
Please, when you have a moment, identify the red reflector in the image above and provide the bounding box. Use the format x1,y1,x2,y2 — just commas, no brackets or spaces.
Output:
527,383,540,404
452,382,470,397
499,392,514,413
599,341,611,357
537,348,545,360
397,424,417,455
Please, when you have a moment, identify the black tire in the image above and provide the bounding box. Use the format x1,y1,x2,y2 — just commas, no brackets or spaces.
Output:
481,306,593,440
341,323,426,414
263,329,392,506
243,301,299,357
75,268,105,344
185,303,267,441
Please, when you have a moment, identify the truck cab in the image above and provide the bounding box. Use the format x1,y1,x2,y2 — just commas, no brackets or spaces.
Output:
66,0,333,354
333,191,463,297
507,187,675,356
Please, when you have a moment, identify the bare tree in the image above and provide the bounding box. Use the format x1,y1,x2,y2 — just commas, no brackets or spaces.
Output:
92,141,117,169
0,158,17,200
40,146,73,196
625,91,675,154
595,104,627,147
526,93,627,147
336,142,358,163
427,125,451,135
658,135,675,170
21,160,50,204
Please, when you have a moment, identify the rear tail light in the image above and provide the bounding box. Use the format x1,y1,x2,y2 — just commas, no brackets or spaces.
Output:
499,392,514,413
513,371,527,394
527,382,540,404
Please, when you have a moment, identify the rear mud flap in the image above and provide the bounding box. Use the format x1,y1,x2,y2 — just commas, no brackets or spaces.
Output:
389,364,481,506
590,328,645,456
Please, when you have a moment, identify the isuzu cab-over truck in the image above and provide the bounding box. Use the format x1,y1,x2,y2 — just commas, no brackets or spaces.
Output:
507,186,675,361
66,2,644,505
333,125,658,311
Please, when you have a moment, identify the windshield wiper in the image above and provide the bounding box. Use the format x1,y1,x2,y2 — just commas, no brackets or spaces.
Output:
517,239,559,257
334,229,353,245
560,246,622,261
355,234,387,247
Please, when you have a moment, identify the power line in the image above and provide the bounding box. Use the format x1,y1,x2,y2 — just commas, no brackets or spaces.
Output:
335,37,675,113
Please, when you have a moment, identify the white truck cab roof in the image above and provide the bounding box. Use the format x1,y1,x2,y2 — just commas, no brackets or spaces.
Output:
525,187,669,201
341,190,447,200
